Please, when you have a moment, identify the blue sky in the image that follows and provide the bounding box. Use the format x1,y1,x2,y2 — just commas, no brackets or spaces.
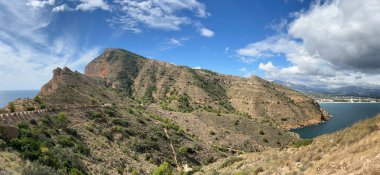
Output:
1,0,380,90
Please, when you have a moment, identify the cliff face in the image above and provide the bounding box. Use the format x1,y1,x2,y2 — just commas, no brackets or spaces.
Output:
84,48,328,129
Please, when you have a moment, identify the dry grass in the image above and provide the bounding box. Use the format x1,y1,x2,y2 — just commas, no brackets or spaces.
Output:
0,151,23,175
199,115,380,175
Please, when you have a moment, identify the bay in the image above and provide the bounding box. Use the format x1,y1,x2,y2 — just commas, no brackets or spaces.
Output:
292,103,380,138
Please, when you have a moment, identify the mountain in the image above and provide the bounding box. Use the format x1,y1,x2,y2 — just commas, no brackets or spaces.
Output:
275,80,380,98
0,48,328,174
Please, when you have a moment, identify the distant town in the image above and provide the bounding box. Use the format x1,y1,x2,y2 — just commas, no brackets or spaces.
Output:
308,94,380,103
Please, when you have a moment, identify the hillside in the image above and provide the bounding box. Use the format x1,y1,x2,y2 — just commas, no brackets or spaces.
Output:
85,48,329,129
199,114,380,175
0,48,329,174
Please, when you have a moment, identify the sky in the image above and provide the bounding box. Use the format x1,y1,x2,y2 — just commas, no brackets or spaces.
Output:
0,0,380,90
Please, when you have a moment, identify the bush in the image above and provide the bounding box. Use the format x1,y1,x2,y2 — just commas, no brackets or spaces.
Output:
69,168,85,175
177,94,193,112
152,162,173,175
56,112,69,128
27,106,36,111
34,96,42,104
259,130,265,135
131,140,160,153
112,118,129,127
75,144,90,155
58,136,75,147
0,139,6,150
10,137,41,160
105,107,117,117
40,103,46,109
65,128,78,137
9,102,15,112
85,111,103,120
292,139,313,148
17,122,29,130
179,146,189,155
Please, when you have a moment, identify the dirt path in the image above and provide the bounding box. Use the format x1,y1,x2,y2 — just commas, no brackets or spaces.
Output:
164,128,181,171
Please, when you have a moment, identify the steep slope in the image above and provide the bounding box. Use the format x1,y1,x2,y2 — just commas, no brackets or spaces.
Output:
85,48,328,129
199,114,380,175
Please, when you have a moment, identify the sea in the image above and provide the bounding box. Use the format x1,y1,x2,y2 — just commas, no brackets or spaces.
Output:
292,103,380,138
0,90,39,108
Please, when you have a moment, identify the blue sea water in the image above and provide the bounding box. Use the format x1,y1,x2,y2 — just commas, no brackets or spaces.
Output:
292,103,380,138
0,90,39,108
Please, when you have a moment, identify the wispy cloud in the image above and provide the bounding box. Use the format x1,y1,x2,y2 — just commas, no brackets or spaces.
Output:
75,0,110,11
159,37,190,51
0,0,101,90
110,0,209,34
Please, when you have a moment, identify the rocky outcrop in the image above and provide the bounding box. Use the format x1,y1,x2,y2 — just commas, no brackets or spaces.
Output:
40,67,73,96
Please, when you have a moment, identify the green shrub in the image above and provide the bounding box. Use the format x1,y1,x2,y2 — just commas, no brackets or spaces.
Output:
10,137,41,160
65,128,78,137
179,146,189,155
9,102,15,112
69,168,85,175
34,96,42,104
17,121,29,130
75,144,90,155
112,118,129,127
153,162,173,175
105,107,117,117
131,140,160,153
85,111,103,120
292,139,313,148
177,94,193,112
27,106,35,111
58,136,75,147
259,130,265,135
56,112,69,128
40,103,46,109
0,139,6,150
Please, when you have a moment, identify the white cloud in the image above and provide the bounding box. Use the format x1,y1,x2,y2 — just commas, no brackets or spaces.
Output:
0,0,101,90
52,4,71,12
112,0,208,33
159,37,190,51
236,0,380,88
27,0,55,9
168,38,184,47
75,0,110,11
193,66,202,70
199,27,215,38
